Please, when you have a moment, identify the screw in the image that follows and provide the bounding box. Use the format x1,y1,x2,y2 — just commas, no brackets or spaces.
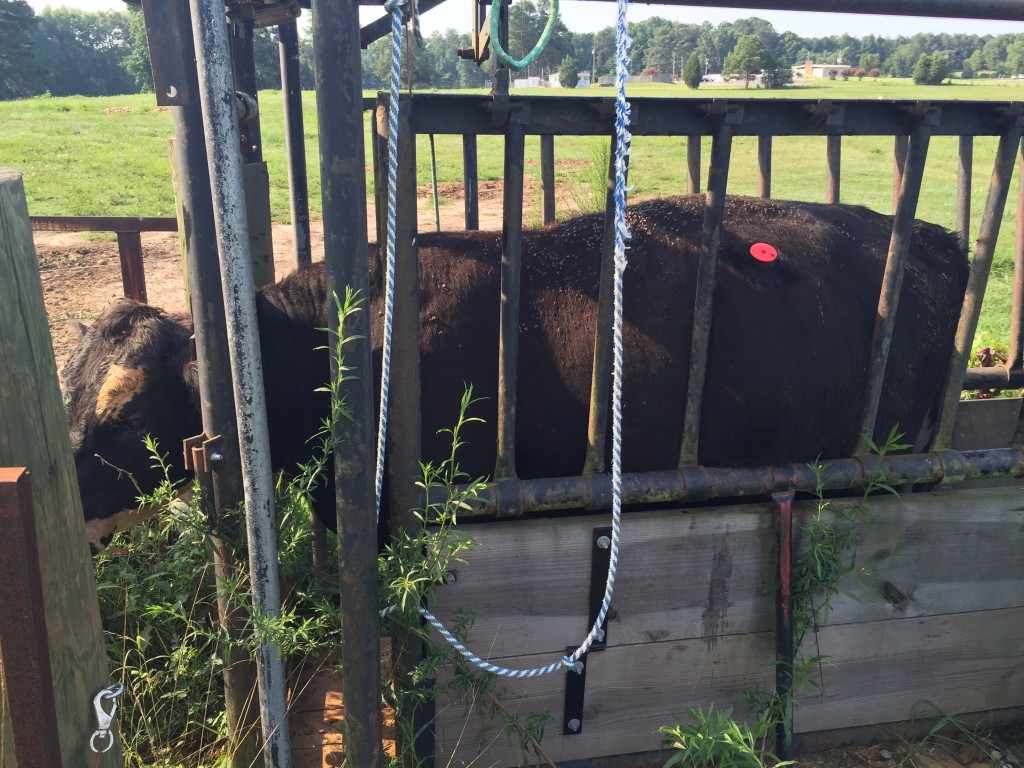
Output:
596,535,610,549
567,718,581,732
209,451,224,464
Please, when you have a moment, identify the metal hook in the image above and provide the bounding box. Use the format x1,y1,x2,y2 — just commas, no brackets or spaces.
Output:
90,683,124,753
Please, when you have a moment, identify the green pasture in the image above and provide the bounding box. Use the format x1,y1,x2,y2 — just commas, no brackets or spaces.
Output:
1,76,1023,348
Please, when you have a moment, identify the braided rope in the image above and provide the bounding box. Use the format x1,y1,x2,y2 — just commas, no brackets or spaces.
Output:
488,0,560,71
376,0,405,521
376,0,632,680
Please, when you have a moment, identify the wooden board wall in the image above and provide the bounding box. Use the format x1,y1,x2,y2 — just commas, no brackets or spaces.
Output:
429,486,1024,766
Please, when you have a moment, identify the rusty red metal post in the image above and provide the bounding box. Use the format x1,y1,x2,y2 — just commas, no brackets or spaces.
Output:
772,490,796,761
0,468,62,768
757,135,772,198
116,231,147,302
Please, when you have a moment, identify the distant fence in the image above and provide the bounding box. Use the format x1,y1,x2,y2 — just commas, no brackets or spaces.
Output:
30,216,179,303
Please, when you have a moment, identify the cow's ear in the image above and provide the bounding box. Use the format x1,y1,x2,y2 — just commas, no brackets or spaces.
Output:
182,359,200,394
67,319,89,340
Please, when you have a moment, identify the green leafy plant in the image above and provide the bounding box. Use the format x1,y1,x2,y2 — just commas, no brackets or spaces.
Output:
659,706,795,768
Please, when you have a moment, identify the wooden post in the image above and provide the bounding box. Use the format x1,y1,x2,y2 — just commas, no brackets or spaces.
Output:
0,167,121,767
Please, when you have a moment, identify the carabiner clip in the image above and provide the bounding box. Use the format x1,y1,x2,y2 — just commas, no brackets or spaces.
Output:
90,683,124,754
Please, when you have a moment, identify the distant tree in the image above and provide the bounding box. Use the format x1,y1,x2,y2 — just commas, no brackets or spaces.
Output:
858,52,880,72
961,60,974,78
1006,38,1024,77
0,0,41,99
723,33,767,88
33,9,136,95
558,52,580,87
963,48,985,75
682,51,702,88
760,54,792,88
122,5,152,92
912,52,950,84
886,41,924,77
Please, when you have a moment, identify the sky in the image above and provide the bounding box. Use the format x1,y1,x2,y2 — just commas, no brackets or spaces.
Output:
24,0,1024,41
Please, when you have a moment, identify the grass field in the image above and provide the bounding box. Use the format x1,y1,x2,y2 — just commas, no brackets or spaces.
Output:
1,76,1022,347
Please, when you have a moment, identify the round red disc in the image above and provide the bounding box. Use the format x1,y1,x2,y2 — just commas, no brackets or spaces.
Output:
750,242,778,262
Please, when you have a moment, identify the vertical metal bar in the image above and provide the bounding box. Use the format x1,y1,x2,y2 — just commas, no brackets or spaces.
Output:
167,0,259,759
495,118,526,482
0,469,62,768
188,0,291,763
1007,138,1024,369
492,0,510,97
228,19,262,162
584,136,629,475
373,101,389,260
956,135,973,251
893,134,909,214
541,134,556,224
773,490,796,762
278,20,312,269
935,126,1024,449
857,121,932,452
311,0,382,765
687,135,701,195
389,94,433,768
463,134,480,230
429,133,441,232
116,231,148,302
826,135,841,204
679,123,733,467
757,135,772,198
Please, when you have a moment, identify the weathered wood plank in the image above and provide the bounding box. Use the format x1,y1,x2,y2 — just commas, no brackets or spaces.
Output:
0,167,120,767
434,631,775,767
432,487,1024,659
797,607,1024,733
435,608,1024,767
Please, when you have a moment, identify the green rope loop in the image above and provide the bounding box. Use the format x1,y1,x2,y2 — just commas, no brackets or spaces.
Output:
489,0,559,72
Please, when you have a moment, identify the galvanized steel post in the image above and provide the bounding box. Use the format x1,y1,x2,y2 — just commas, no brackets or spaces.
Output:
187,0,291,763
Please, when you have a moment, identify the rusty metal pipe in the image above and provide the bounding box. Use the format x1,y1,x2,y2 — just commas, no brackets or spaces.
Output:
495,119,526,483
857,119,932,451
893,134,909,214
687,135,701,194
826,135,841,203
956,135,973,251
757,135,771,198
934,124,1024,449
1007,138,1024,369
435,446,1024,518
463,134,480,230
773,490,796,761
584,136,629,475
679,121,733,466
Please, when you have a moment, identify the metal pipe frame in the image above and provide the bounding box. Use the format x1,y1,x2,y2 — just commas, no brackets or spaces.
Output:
893,134,909,214
278,19,312,269
956,135,973,251
934,122,1024,449
826,135,841,203
757,135,771,198
772,490,796,762
189,0,290,762
1008,138,1024,369
463,134,480,229
687,135,701,194
584,136,629,476
679,120,733,467
311,0,383,764
857,118,933,451
494,117,526,483
428,446,1024,518
541,134,556,225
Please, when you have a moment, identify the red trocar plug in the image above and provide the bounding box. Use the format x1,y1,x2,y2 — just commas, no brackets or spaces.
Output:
750,242,778,262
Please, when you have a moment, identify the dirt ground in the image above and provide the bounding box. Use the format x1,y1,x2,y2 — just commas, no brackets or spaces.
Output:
32,181,1024,767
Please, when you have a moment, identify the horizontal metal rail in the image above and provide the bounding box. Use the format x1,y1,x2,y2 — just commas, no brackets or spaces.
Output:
427,447,1024,518
30,215,178,303
406,96,1024,138
561,0,1024,20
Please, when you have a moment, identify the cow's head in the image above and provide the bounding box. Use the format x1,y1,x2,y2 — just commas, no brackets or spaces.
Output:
61,300,200,553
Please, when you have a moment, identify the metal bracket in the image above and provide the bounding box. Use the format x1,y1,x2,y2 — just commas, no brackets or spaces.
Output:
458,0,491,64
183,434,224,474
705,100,743,126
906,101,942,127
562,526,612,736
808,99,845,128
140,0,195,106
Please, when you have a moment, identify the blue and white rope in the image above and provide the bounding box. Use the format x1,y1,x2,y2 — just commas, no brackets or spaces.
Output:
376,0,633,680
376,0,406,522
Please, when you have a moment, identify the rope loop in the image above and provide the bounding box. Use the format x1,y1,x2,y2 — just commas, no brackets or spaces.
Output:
488,0,560,71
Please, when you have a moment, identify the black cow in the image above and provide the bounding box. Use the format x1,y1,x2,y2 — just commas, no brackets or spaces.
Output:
61,196,968,551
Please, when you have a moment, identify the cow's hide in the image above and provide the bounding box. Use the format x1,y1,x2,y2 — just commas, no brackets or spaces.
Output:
61,195,968,551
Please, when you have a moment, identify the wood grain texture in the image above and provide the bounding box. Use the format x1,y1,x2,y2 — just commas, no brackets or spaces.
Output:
431,485,1024,766
0,167,121,767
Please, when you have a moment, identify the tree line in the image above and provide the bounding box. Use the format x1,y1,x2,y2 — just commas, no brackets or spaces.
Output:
4,0,1024,101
